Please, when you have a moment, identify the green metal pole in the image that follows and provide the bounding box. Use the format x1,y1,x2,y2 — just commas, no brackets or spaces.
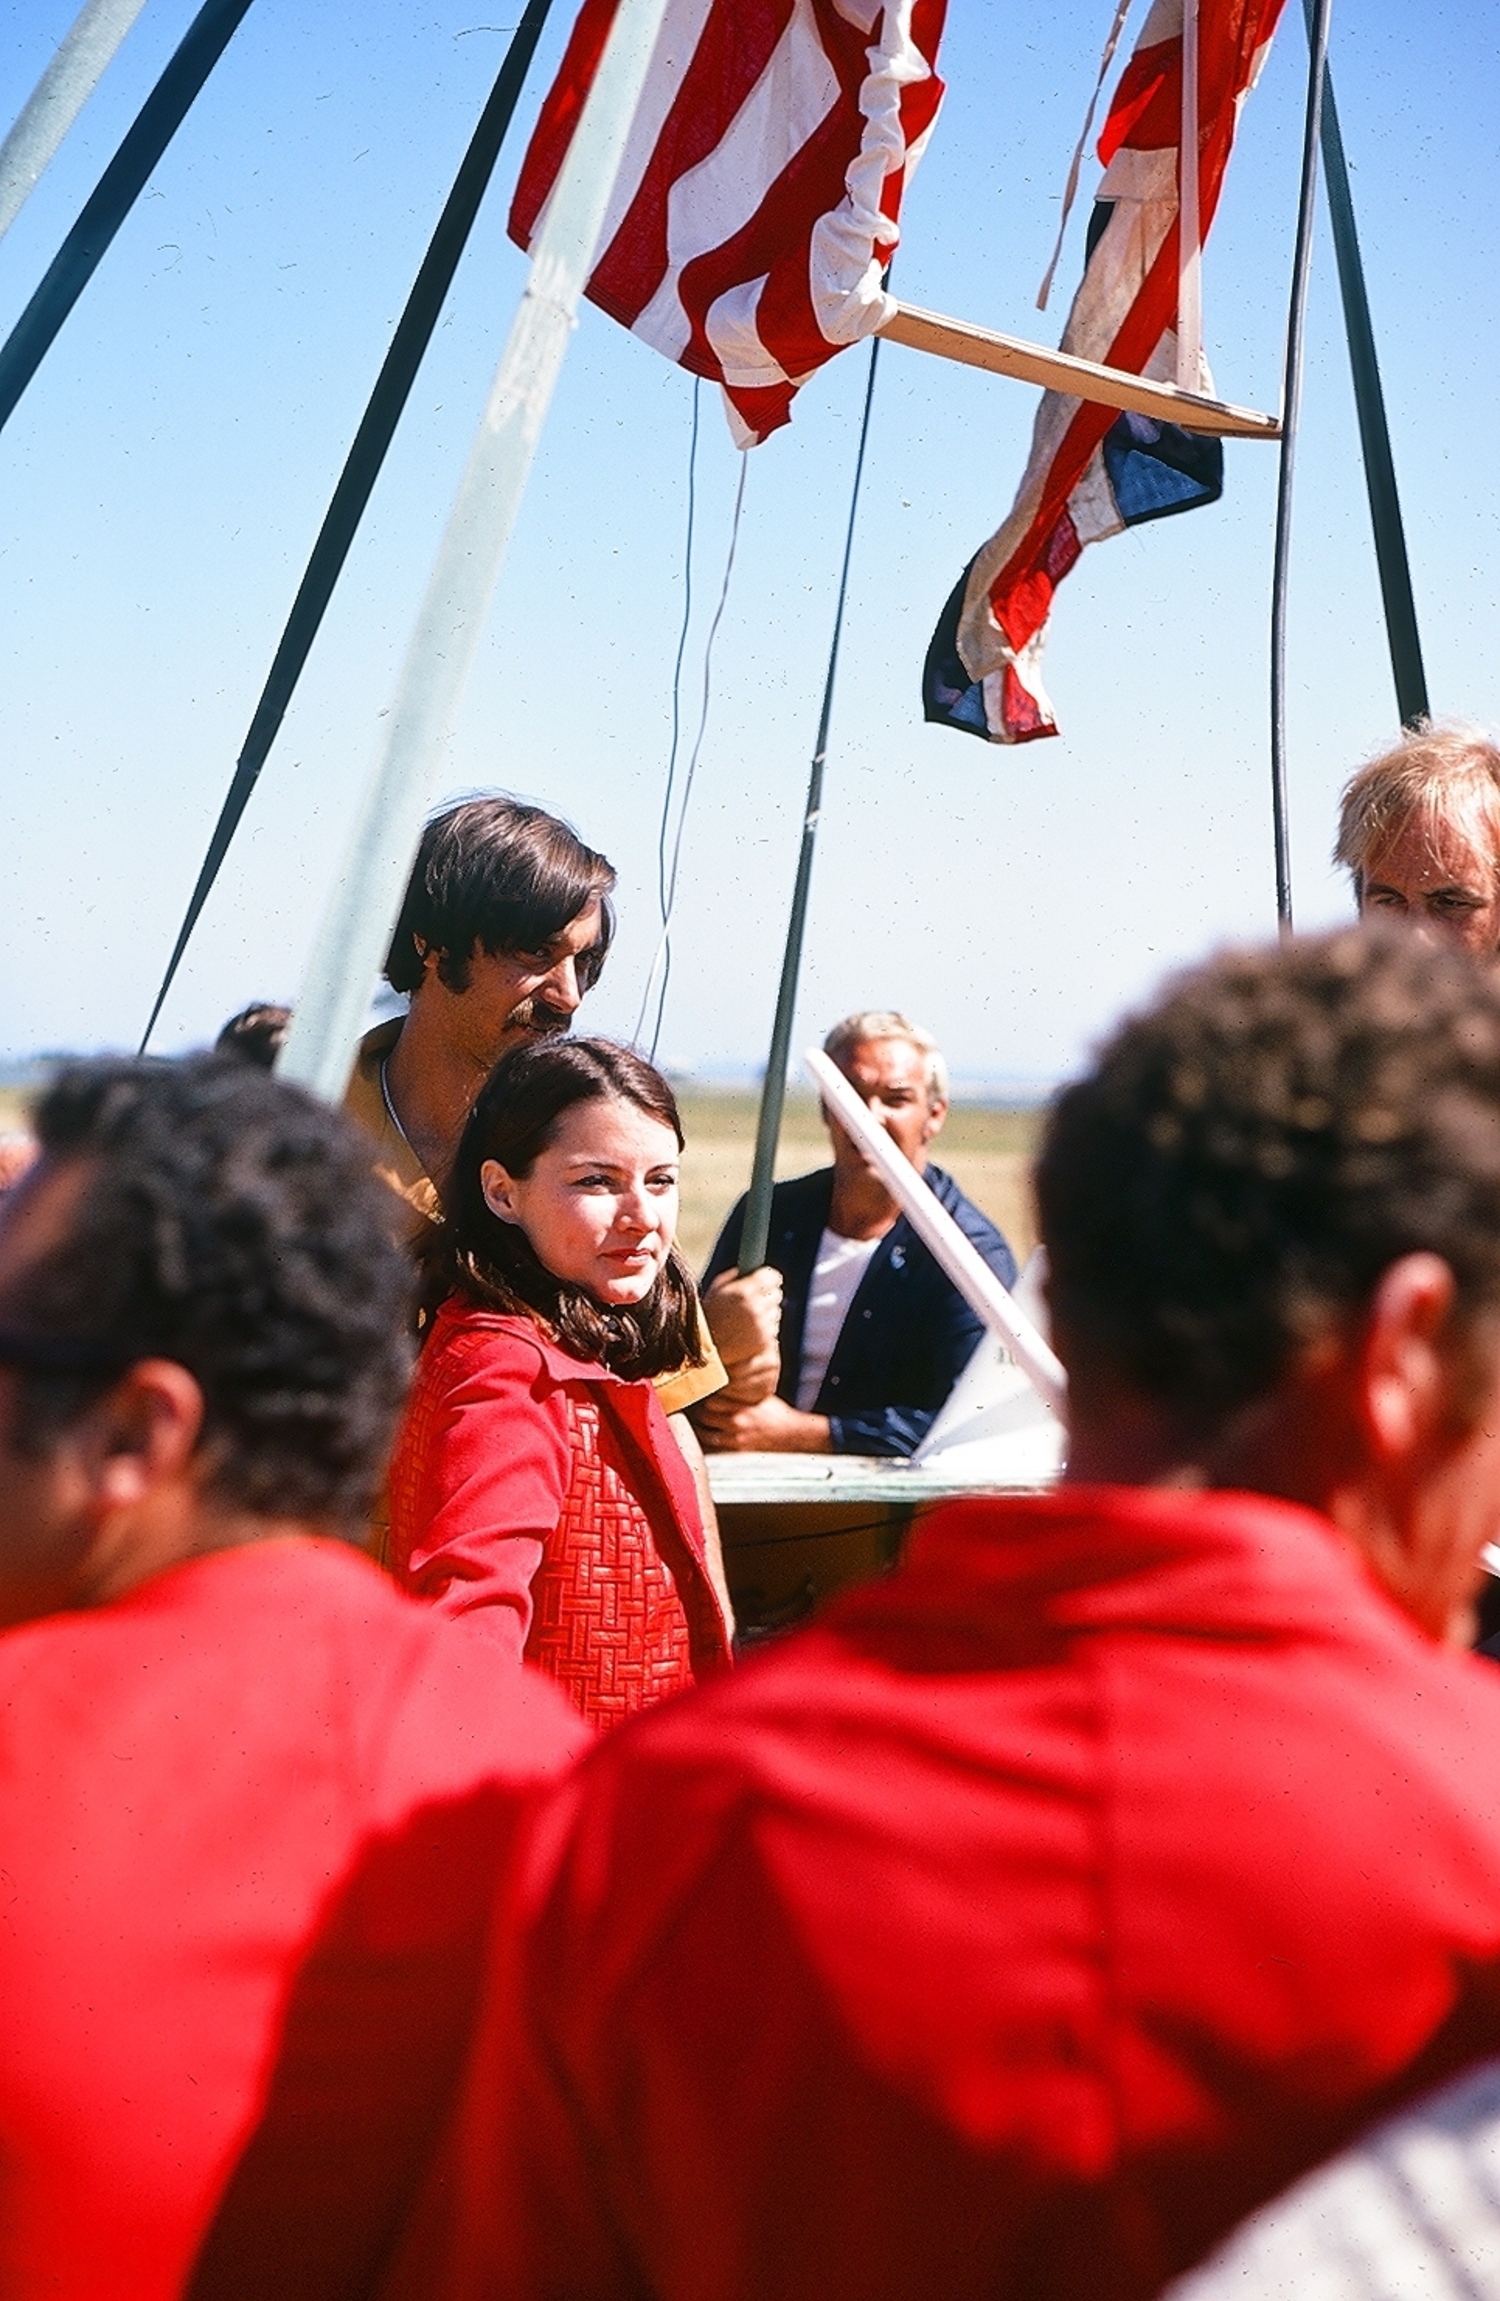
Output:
1269,0,1333,932
1301,4,1428,728
739,333,882,1273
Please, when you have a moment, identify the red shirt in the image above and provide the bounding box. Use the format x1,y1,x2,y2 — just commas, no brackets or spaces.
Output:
0,1536,587,2301
388,1302,731,1725
396,1486,1500,2301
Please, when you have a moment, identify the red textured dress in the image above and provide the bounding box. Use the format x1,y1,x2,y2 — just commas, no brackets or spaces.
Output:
388,1299,731,1728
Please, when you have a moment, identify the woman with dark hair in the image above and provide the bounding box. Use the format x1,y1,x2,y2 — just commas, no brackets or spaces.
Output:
388,1038,732,1728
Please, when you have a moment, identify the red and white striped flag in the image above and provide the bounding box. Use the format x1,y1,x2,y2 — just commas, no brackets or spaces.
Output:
510,0,947,446
923,0,1286,744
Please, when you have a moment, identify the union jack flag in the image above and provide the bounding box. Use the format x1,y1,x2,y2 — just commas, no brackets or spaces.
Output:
510,0,947,447
924,0,1286,744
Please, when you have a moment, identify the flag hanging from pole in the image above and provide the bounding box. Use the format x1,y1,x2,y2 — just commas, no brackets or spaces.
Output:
509,0,947,447
923,0,1286,745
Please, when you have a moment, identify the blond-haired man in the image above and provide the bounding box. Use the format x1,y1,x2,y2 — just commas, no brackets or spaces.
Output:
1336,719,1500,955
695,1011,1016,1457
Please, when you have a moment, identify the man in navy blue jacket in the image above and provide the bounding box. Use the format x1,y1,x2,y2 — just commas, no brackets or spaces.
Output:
694,1013,1018,1458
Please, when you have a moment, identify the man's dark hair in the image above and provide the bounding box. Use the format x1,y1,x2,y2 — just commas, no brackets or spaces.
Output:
384,798,616,996
3,1057,414,1531
423,1037,704,1383
1037,928,1500,1435
215,1002,291,1069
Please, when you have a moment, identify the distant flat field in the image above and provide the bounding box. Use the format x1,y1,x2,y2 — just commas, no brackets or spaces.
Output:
675,1089,1042,1274
0,1081,1045,1271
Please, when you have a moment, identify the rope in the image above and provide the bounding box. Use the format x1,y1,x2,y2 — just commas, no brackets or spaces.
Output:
633,378,701,1047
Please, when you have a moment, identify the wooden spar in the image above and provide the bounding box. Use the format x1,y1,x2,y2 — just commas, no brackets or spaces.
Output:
277,0,673,1106
877,302,1281,440
805,1049,1068,1420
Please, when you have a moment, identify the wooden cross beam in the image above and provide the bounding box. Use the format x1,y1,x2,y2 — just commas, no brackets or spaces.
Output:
878,300,1281,441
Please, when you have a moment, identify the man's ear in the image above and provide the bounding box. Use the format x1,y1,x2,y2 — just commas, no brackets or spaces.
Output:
77,1360,206,1514
923,1095,949,1144
479,1159,523,1226
1354,1253,1458,1467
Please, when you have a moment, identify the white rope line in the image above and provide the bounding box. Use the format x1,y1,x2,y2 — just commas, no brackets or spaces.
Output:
639,444,750,1061
632,378,701,1047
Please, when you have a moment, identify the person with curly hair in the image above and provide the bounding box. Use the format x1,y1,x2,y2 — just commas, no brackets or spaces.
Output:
394,930,1500,2301
0,1056,586,2301
388,1037,732,1729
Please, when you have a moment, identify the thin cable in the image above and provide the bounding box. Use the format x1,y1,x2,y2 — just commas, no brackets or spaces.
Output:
642,444,750,1061
1269,0,1334,933
738,327,883,1273
632,377,701,1045
660,380,702,924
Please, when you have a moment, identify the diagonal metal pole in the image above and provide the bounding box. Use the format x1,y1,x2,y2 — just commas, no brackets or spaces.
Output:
1301,0,1428,729
137,0,556,1053
1269,0,1334,932
739,332,884,1273
0,0,255,437
277,0,670,1106
0,0,148,247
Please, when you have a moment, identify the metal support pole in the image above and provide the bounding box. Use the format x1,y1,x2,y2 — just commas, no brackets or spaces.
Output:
0,0,147,246
1301,1,1428,728
277,0,670,1105
1269,0,1334,932
738,333,883,1273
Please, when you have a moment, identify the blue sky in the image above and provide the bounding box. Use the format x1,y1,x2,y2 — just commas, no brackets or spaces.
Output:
2,0,1497,1085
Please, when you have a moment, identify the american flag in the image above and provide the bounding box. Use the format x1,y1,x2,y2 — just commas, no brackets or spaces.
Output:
510,0,947,447
924,0,1286,744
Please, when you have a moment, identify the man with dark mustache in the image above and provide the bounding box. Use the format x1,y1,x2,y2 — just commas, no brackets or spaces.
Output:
346,798,616,1228
345,795,727,1460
